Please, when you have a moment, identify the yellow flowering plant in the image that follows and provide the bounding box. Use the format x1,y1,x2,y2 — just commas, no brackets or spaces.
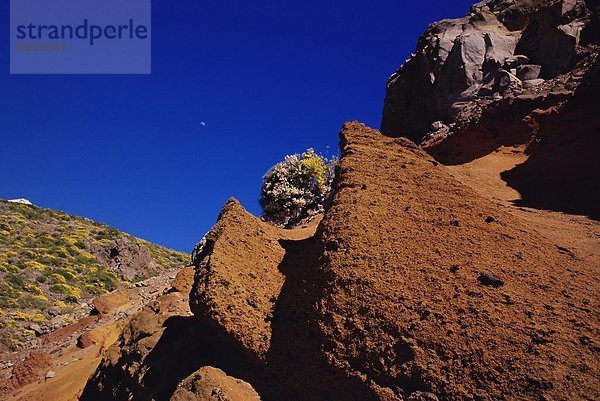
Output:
261,148,336,226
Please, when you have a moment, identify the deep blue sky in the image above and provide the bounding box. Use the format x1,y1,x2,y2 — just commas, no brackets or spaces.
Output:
0,0,473,252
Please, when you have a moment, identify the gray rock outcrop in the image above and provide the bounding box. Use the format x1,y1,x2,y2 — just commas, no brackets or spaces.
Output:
381,0,599,143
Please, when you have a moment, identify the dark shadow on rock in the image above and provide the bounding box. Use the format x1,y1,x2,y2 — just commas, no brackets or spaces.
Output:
80,316,264,401
501,58,600,220
140,316,263,400
82,236,377,401
265,237,376,401
501,144,600,220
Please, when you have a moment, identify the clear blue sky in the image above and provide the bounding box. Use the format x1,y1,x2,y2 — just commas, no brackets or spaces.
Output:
0,0,473,252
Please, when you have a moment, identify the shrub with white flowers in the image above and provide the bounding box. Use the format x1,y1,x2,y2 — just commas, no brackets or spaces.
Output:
260,148,336,226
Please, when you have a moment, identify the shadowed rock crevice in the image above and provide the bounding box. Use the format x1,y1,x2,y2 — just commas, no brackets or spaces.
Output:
500,56,600,219
187,200,377,400
265,237,375,400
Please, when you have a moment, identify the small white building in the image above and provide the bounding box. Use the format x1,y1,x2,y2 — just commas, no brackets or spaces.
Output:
7,198,33,205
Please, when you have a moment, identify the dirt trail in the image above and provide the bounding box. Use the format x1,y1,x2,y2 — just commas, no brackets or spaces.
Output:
446,146,600,262
4,321,125,401
0,268,183,401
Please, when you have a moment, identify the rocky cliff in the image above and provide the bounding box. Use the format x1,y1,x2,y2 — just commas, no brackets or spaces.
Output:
381,0,599,144
382,0,600,220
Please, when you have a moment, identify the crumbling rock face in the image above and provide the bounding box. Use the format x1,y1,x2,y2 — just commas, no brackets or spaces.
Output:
189,199,291,359
381,0,598,143
89,237,159,281
188,201,370,400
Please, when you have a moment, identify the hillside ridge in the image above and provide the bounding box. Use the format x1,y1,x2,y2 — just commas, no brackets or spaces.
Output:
0,199,187,353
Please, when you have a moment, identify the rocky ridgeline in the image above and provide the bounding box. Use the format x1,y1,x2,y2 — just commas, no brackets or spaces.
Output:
382,0,599,144
80,123,599,401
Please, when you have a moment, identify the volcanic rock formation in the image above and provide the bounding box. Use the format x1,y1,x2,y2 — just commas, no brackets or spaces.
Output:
188,122,598,400
381,0,599,144
311,122,599,400
382,0,600,219
82,122,599,401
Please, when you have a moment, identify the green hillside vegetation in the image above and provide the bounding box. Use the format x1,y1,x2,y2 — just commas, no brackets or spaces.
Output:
0,200,188,350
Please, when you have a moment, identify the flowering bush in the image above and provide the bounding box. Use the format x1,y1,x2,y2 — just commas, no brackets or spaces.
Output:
260,148,336,226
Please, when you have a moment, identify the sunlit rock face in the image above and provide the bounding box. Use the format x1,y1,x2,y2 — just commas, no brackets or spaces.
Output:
381,0,599,143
